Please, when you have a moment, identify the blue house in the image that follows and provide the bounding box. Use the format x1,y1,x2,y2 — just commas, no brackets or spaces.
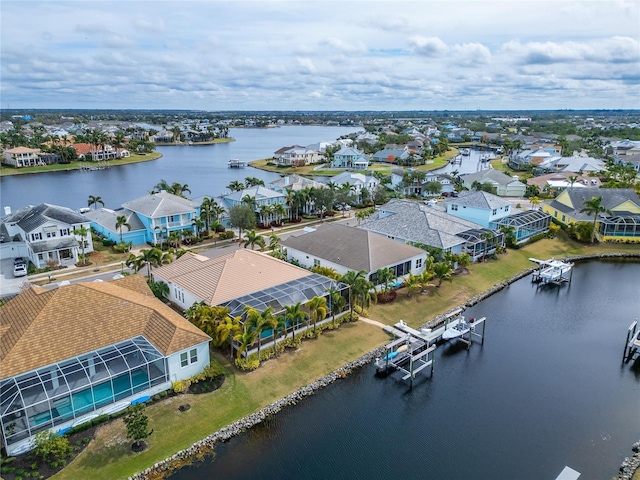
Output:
85,192,198,246
220,186,287,226
332,146,369,170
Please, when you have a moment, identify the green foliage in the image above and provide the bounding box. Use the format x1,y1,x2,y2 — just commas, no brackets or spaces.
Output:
172,379,191,394
235,355,260,371
102,238,115,247
33,431,73,465
122,404,153,446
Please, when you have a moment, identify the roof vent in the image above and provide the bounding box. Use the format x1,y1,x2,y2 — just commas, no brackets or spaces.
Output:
4,206,11,215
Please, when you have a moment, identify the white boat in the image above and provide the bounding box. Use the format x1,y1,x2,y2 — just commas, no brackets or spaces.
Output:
630,329,640,348
442,318,471,340
530,258,574,284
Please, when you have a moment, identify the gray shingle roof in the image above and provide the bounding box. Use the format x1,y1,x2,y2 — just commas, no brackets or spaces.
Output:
282,223,424,272
83,208,146,233
548,187,640,221
460,169,524,187
30,236,79,253
4,204,88,233
360,199,481,250
225,186,284,202
122,192,197,218
448,191,512,210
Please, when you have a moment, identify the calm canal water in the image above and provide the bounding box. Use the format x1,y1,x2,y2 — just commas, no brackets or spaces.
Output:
0,126,361,211
169,260,640,480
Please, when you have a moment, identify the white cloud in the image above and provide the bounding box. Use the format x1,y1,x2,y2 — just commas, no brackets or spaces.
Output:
408,36,449,57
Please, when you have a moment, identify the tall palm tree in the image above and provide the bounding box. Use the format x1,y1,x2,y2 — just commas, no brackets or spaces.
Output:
115,215,131,244
283,302,307,342
244,306,274,362
285,189,296,221
306,296,328,334
328,287,346,327
272,203,287,225
169,182,191,198
580,196,612,243
259,204,274,225
374,267,394,293
340,270,367,319
241,194,258,212
352,275,376,314
568,175,578,188
529,196,540,210
137,248,162,281
87,195,104,210
73,225,90,265
192,217,204,237
216,315,242,359
244,176,265,187
271,315,287,357
233,329,257,360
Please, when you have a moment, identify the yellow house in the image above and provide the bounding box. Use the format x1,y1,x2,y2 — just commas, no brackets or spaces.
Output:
543,187,640,243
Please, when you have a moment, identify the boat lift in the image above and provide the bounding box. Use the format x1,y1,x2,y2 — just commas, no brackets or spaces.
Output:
375,335,436,387
529,258,574,285
623,319,639,363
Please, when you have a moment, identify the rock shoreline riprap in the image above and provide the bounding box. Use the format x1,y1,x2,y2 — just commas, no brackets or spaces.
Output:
130,252,640,480
617,441,640,480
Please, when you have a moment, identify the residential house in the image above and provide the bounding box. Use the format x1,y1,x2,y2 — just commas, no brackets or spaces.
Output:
0,275,211,456
152,250,348,354
392,171,455,197
0,204,94,268
329,172,380,202
535,155,605,175
2,147,42,167
509,148,558,170
221,185,287,226
273,145,322,166
355,132,379,144
542,188,640,243
609,140,640,172
331,146,369,170
360,199,503,261
459,169,526,197
269,174,326,193
372,148,410,164
445,191,513,228
87,191,198,246
282,223,426,287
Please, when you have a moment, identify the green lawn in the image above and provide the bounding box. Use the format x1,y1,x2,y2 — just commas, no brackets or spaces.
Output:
53,233,639,479
0,153,162,176
53,322,388,480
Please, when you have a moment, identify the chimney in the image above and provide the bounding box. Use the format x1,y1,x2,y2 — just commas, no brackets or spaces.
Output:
4,206,11,215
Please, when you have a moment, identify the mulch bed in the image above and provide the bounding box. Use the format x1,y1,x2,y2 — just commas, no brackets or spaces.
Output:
376,290,397,304
188,375,225,395
1,426,98,480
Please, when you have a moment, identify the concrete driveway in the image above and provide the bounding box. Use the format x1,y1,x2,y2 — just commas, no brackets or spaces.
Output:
0,258,31,299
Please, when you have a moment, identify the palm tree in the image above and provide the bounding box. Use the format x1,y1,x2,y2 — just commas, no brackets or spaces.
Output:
306,296,328,334
267,234,281,252
405,274,421,297
244,176,265,187
73,225,90,265
259,204,274,226
328,287,346,327
580,196,612,243
418,269,435,293
374,267,394,293
433,262,453,287
227,180,245,192
568,175,578,188
244,306,274,361
87,195,104,210
216,315,242,359
115,215,131,244
137,248,162,281
529,196,540,210
241,194,258,212
340,270,367,319
234,329,257,360
271,315,287,357
283,302,307,342
500,225,517,247
353,275,376,314
192,217,204,237
272,203,287,225
243,229,264,250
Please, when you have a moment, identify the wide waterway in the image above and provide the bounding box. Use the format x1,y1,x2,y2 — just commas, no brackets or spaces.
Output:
0,126,362,212
168,260,640,480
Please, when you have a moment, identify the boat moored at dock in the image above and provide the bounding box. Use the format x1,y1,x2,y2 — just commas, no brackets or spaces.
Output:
529,258,574,285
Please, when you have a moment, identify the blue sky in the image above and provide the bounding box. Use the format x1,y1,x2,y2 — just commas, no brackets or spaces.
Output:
1,0,639,110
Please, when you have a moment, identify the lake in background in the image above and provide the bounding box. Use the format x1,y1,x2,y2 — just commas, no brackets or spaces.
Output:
168,260,640,480
0,126,362,212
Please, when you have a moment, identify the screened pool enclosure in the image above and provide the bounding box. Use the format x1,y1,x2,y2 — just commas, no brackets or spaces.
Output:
0,336,168,448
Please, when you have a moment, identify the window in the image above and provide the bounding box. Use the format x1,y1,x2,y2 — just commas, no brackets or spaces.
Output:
451,205,458,211
416,258,423,269
46,231,57,238
174,287,185,304
313,259,320,267
180,348,198,368
32,233,42,241
59,228,70,236
492,209,497,215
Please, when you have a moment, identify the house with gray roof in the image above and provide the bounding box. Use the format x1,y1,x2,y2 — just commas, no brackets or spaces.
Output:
87,191,199,246
329,172,380,203
269,174,326,193
445,191,513,228
331,146,369,170
535,155,605,175
282,223,426,286
372,148,410,165
360,199,503,261
221,185,287,226
0,203,94,268
459,169,526,197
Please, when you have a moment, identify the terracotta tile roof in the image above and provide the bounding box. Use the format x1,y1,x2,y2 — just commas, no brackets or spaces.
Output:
5,146,41,154
71,143,93,155
0,275,210,379
153,249,312,306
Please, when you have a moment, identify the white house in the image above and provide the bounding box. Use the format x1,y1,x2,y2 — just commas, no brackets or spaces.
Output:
1,204,94,268
329,171,380,202
282,223,426,286
459,169,526,197
2,147,42,167
0,275,211,456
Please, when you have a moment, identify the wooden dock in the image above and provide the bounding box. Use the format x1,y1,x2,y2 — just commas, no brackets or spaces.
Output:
228,159,246,168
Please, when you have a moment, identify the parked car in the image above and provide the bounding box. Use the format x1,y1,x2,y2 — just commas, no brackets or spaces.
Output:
14,257,25,266
13,263,27,277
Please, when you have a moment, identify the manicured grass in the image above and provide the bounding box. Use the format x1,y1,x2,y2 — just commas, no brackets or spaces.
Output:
53,322,388,480
0,153,162,176
53,233,638,479
370,232,639,327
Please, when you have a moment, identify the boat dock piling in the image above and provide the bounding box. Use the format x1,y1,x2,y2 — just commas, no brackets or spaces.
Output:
375,335,436,387
623,320,639,363
457,316,487,349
